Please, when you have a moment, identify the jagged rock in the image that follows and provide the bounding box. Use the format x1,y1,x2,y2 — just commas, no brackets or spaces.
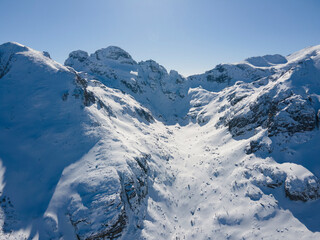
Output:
218,71,317,138
135,107,154,123
42,51,51,59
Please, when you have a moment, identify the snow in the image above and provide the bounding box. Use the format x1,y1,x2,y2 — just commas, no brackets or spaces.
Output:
245,54,288,67
130,70,138,76
1,42,320,239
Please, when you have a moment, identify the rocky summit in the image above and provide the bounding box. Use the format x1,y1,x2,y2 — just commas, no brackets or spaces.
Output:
1,42,320,239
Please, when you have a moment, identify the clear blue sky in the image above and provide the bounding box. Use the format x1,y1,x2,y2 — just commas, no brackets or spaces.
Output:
1,0,320,76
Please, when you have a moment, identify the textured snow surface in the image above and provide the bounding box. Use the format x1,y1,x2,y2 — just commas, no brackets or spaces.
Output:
1,42,320,239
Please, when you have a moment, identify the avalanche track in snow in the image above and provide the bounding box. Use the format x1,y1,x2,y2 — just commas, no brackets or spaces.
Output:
1,42,320,239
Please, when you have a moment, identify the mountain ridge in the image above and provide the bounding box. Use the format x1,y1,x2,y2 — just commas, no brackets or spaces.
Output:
0,42,320,239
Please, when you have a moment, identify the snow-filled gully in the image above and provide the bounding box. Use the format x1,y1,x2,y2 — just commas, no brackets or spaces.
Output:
136,120,320,240
139,123,247,239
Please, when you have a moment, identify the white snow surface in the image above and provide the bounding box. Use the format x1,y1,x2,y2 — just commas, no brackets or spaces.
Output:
0,42,320,239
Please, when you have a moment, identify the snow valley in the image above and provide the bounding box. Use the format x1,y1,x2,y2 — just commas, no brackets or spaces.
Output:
1,42,320,239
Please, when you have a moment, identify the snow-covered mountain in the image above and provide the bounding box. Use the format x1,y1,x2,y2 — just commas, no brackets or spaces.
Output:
64,47,189,124
1,42,320,239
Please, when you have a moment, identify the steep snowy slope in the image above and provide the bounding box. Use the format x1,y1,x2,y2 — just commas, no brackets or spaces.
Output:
0,42,169,239
0,42,320,239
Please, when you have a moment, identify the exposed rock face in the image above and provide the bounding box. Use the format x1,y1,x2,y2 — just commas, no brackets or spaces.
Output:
223,78,317,138
42,51,51,59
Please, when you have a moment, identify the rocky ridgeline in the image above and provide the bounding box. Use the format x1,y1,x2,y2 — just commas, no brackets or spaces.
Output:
185,46,320,140
65,45,320,205
65,47,188,122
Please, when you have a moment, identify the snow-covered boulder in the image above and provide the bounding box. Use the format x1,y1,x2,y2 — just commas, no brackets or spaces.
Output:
283,163,320,201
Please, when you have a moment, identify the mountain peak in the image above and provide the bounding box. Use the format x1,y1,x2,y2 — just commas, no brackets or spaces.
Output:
92,46,136,64
286,44,320,65
67,50,89,62
245,54,287,67
65,46,137,69
0,42,29,55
